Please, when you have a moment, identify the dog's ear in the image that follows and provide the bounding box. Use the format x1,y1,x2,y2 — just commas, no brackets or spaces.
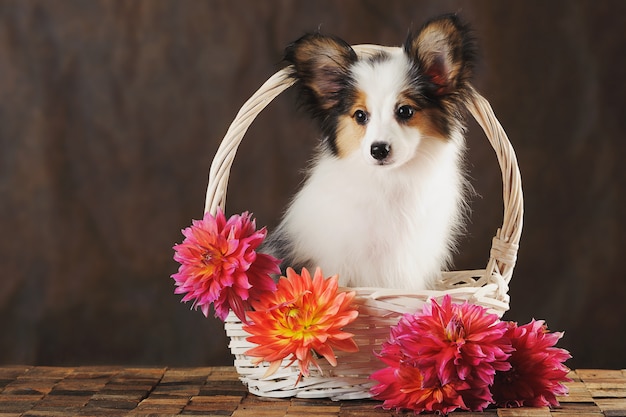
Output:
405,14,475,97
284,33,357,111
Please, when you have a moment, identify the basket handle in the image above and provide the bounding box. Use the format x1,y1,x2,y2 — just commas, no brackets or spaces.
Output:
465,87,523,284
204,44,523,285
204,68,295,216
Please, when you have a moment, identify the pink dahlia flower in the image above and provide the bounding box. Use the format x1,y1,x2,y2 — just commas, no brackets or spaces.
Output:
371,295,513,413
371,343,471,414
172,208,280,322
405,296,512,387
492,320,571,408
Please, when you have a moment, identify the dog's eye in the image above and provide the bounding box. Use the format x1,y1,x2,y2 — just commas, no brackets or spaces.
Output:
396,105,415,120
353,109,368,125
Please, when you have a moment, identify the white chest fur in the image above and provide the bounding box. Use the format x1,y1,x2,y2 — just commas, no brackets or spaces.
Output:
278,135,466,290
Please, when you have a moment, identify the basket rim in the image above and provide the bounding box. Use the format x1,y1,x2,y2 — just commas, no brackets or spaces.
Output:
203,43,523,289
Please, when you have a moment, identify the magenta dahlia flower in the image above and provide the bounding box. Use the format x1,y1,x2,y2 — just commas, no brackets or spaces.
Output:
172,208,280,322
492,320,571,408
371,342,471,414
398,296,512,390
371,295,513,413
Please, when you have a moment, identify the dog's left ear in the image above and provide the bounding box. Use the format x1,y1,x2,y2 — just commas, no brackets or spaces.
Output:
405,14,475,96
284,33,358,111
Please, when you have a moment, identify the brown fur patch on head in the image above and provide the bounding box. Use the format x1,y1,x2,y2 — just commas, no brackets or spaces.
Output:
397,92,449,141
406,108,449,141
336,115,363,158
335,90,368,158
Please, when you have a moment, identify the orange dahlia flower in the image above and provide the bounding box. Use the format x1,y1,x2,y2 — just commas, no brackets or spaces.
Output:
243,267,359,379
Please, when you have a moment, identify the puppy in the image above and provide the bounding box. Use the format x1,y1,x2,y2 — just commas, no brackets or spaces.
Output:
264,14,475,290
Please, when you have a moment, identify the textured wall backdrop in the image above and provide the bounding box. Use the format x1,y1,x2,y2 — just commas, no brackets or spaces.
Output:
1,0,624,369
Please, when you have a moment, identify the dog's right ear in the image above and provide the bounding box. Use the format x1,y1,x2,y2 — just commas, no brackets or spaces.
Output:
284,33,357,111
404,14,475,98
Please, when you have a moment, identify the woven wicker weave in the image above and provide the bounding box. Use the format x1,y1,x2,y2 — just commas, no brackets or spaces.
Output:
205,45,523,400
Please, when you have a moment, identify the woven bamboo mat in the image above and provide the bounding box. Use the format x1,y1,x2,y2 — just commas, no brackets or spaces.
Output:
0,366,624,416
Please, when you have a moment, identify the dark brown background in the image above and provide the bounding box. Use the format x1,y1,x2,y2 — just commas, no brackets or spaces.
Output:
1,0,624,369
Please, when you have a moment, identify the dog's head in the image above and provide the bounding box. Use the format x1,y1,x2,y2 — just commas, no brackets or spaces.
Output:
284,14,475,168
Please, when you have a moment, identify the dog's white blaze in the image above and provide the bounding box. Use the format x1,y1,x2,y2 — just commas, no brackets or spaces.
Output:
352,50,418,167
277,49,466,290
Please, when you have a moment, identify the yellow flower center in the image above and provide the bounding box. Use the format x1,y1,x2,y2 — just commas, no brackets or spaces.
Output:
278,302,321,343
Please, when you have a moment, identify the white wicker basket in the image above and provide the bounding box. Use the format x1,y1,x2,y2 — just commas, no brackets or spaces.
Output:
204,45,523,400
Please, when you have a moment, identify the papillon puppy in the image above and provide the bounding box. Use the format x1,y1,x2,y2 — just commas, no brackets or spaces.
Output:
264,14,476,290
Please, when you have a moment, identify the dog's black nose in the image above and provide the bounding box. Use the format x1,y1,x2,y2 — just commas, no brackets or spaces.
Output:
370,142,391,161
